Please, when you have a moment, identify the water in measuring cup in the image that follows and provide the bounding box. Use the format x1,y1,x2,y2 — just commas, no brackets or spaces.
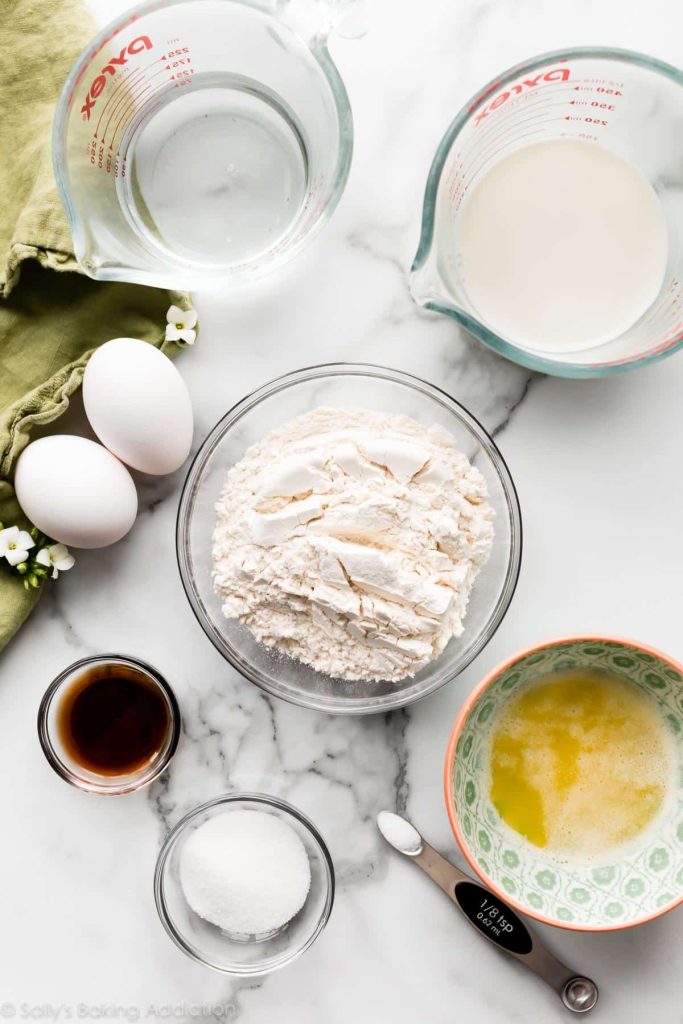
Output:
456,139,667,354
120,73,308,267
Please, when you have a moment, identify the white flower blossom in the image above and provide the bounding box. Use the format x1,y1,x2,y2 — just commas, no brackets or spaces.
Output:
0,525,35,566
36,543,75,579
165,305,197,345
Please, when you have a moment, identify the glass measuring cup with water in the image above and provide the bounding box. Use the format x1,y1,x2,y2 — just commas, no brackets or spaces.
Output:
53,0,361,289
411,49,683,377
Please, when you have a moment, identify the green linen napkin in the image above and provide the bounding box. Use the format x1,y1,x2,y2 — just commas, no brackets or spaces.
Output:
0,0,194,651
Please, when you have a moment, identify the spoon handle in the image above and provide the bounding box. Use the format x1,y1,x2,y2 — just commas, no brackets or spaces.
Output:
414,841,598,1014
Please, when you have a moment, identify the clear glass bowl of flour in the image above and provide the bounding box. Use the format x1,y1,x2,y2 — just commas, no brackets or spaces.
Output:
176,364,522,714
155,793,335,975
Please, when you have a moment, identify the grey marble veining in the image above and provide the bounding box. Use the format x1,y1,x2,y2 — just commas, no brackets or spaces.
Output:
1,0,682,1022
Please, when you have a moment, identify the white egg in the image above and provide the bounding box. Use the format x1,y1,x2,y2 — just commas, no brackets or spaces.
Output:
83,337,193,475
14,436,138,549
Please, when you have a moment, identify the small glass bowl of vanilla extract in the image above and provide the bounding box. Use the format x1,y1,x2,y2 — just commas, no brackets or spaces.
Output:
38,655,180,794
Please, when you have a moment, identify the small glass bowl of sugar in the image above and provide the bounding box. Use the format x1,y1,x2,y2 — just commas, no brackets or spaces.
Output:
154,793,334,975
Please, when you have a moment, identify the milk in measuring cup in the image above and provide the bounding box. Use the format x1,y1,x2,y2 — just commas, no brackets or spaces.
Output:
456,139,667,354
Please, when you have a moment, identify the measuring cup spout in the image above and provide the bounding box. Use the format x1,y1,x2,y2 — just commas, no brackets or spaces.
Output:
411,262,447,314
410,242,513,358
409,249,466,321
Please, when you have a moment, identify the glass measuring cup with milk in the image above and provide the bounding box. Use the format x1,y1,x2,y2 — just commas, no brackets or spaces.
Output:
53,0,361,289
411,49,683,377
55,23,683,378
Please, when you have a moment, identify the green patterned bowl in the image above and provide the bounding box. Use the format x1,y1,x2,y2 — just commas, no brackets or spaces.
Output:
445,636,683,931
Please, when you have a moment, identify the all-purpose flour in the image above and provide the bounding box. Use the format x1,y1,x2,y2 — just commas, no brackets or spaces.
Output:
212,408,494,682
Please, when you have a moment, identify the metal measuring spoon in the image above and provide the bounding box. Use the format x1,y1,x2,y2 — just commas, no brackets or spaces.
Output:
377,812,599,1013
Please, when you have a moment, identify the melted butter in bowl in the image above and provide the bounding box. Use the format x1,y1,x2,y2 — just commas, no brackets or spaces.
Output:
446,637,683,930
488,670,675,857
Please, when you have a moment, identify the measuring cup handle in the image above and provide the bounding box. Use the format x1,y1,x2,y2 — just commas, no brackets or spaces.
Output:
325,0,367,37
282,0,367,39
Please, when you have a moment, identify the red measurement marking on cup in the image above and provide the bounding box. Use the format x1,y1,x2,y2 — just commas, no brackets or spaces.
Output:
473,100,575,152
118,98,167,175
101,73,155,145
95,56,168,142
94,66,145,138
116,45,195,172
451,85,579,205
80,35,154,121
446,94,578,210
576,78,625,87
653,278,683,320
106,64,179,147
564,115,609,126
621,311,683,359
109,86,154,151
448,126,564,210
443,70,630,212
86,39,194,174
563,79,626,131
473,67,572,126
568,100,616,110
68,14,141,105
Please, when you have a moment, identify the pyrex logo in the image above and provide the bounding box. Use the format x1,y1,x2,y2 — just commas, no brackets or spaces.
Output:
473,67,570,125
81,36,153,120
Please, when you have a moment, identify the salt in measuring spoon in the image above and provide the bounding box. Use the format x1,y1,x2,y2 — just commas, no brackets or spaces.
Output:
377,812,599,1013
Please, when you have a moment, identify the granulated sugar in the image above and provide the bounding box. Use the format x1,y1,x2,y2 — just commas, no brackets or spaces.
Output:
179,810,311,936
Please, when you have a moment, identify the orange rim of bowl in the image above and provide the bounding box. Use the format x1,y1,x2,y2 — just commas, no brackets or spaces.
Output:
443,633,683,932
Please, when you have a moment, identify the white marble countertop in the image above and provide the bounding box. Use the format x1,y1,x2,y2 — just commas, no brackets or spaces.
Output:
2,0,682,1021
